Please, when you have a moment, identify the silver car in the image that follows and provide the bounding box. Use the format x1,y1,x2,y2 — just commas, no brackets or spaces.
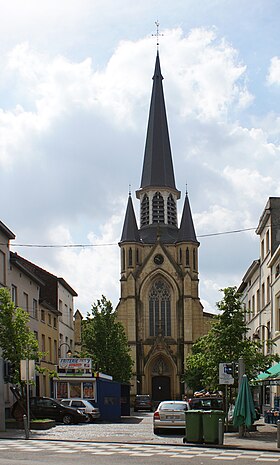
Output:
153,400,189,434
60,399,100,422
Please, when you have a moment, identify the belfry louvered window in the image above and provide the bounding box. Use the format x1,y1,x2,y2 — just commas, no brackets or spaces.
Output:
167,194,176,226
128,248,132,266
152,192,164,223
186,248,189,266
149,279,171,337
141,194,149,227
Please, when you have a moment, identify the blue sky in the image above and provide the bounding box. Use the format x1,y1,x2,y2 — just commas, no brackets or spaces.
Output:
1,0,280,314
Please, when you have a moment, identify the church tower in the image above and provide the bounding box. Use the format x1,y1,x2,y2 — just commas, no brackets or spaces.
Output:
116,51,212,401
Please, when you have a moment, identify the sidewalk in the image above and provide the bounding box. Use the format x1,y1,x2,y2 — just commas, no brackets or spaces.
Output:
0,417,279,452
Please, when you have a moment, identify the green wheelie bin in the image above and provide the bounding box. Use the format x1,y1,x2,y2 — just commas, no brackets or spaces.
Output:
202,410,225,444
184,410,203,443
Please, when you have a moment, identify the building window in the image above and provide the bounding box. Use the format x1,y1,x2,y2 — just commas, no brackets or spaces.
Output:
41,309,45,323
152,192,164,224
266,276,270,304
261,239,264,260
193,249,196,270
11,285,17,306
32,299,38,319
23,292,28,313
277,296,280,331
136,249,139,265
167,194,177,226
42,334,46,360
122,249,125,270
48,337,52,361
54,340,58,363
186,248,189,267
276,264,280,278
128,248,133,267
257,289,260,312
141,194,149,227
261,283,265,308
252,295,255,316
179,248,182,264
266,230,270,255
149,279,171,337
0,250,5,285
53,317,57,329
48,313,52,326
59,299,62,314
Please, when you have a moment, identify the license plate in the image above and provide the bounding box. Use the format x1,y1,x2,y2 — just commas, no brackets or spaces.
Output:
166,415,175,420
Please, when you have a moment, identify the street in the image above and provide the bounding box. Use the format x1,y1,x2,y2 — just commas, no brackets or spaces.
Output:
1,412,280,464
0,438,280,464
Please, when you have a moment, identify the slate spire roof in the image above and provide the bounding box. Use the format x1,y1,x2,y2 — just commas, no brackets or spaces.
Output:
120,193,140,243
177,192,199,244
140,51,177,190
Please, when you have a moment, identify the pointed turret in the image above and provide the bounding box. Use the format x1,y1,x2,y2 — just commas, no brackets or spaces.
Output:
177,193,199,244
120,194,140,243
140,52,177,190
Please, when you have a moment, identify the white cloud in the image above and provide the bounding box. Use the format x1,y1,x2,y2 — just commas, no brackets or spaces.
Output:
267,56,280,86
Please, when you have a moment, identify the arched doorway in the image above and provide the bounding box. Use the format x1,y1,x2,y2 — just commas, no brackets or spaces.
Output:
150,357,171,401
152,375,171,401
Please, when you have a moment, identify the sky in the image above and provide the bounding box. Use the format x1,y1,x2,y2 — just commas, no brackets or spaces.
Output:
1,0,280,316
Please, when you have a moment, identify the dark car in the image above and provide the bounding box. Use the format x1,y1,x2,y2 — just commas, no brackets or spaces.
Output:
188,396,224,411
12,396,87,425
134,394,153,412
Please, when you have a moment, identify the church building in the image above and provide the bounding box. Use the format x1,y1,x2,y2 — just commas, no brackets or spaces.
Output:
116,51,213,401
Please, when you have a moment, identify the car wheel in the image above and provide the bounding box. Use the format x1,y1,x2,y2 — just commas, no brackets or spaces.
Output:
62,414,73,425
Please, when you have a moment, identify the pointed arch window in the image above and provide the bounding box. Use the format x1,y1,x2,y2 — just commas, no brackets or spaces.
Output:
136,248,139,265
167,194,177,226
149,279,171,336
122,249,125,270
193,249,196,270
179,248,182,264
186,248,189,267
141,194,149,227
128,248,133,267
152,192,164,224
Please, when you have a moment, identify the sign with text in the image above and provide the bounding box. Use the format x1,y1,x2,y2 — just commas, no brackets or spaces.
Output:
219,362,234,385
59,358,92,370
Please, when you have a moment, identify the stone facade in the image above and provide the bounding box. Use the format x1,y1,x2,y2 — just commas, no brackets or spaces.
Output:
116,53,213,401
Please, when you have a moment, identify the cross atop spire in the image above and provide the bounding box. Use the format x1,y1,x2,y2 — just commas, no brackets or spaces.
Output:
152,20,164,49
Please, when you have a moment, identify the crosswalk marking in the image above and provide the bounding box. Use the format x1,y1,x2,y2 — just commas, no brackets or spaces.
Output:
0,439,279,461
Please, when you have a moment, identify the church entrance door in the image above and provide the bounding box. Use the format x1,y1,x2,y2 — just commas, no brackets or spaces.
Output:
152,376,171,401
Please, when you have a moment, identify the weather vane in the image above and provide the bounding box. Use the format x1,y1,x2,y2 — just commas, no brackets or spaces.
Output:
152,20,164,49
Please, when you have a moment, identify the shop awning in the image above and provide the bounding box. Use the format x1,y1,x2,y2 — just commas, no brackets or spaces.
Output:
256,362,280,381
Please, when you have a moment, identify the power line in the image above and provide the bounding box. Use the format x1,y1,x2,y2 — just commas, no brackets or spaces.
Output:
2,225,257,249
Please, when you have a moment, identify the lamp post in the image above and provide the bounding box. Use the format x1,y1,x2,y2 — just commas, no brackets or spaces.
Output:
253,324,271,343
58,342,72,358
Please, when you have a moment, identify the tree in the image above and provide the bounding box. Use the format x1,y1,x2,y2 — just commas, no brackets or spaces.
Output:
0,287,39,385
183,287,279,391
82,296,133,383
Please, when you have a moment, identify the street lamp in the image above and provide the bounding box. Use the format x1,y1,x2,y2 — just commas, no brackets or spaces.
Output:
253,324,271,341
58,342,72,358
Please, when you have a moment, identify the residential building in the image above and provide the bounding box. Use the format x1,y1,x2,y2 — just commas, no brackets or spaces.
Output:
239,197,280,410
116,52,214,402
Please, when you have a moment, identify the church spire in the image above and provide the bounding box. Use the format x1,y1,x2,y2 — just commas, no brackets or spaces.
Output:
177,192,199,244
140,52,177,190
120,194,140,243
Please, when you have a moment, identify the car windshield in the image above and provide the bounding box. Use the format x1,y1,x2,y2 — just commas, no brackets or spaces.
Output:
160,403,186,411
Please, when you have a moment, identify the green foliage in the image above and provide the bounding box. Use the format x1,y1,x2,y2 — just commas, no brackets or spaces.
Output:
82,295,133,383
0,287,40,384
183,287,279,391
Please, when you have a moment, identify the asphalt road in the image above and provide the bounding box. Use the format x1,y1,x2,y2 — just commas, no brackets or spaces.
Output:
0,438,280,465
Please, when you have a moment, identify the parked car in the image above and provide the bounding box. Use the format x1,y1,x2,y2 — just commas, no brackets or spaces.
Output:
60,399,100,422
11,396,88,425
134,394,153,412
188,396,224,411
153,400,190,434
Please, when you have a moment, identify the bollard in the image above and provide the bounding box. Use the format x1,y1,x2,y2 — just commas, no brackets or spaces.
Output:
277,420,280,449
23,414,29,440
218,417,224,445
